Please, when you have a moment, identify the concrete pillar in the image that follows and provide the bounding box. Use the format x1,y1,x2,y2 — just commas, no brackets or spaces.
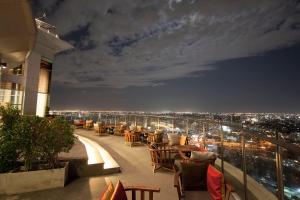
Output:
22,51,41,115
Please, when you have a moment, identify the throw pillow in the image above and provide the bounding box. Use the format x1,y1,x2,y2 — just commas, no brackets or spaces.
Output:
179,135,187,146
207,165,224,200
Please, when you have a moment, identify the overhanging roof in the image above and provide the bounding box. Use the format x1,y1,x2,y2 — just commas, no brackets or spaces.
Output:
0,0,36,65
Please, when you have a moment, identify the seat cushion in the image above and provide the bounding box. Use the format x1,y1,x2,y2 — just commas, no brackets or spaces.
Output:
99,181,114,200
111,180,127,200
168,133,180,146
190,151,216,161
207,165,224,200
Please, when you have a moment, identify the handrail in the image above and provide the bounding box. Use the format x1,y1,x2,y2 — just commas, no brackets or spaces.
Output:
55,111,300,155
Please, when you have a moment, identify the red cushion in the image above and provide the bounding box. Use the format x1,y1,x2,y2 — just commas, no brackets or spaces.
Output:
111,180,127,200
207,165,224,200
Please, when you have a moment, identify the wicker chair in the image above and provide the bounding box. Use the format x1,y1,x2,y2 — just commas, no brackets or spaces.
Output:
148,142,178,173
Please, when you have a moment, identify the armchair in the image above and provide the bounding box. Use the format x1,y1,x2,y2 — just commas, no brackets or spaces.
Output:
147,131,163,143
114,124,127,136
84,120,94,129
94,123,107,135
124,130,141,147
148,142,178,173
174,164,238,200
100,180,160,200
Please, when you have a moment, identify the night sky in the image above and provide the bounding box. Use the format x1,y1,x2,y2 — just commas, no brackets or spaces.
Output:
32,0,300,112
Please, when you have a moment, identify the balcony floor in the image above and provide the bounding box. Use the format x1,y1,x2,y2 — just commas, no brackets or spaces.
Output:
1,129,210,200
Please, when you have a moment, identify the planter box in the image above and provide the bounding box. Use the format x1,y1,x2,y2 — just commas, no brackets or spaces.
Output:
0,162,69,195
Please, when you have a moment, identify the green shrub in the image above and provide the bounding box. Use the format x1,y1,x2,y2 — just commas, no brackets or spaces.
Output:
0,106,75,172
38,117,75,169
0,106,21,173
15,116,49,171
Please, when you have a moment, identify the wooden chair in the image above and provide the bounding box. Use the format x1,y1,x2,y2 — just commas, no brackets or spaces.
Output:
124,185,160,200
114,124,127,136
84,120,93,129
101,180,160,200
148,142,178,173
174,164,238,200
94,123,107,135
147,132,163,143
124,130,141,147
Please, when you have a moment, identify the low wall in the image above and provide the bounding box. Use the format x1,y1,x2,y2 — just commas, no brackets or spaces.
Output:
215,159,277,200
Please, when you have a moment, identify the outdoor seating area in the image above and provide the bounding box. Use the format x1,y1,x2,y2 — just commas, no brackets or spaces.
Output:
69,119,241,199
3,126,243,200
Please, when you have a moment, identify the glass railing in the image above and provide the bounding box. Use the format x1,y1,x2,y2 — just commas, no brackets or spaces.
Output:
53,111,300,200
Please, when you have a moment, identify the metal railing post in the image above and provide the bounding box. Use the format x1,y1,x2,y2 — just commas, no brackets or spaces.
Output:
186,119,189,134
241,134,248,200
203,123,206,148
144,117,148,128
172,119,174,133
157,118,160,129
275,132,284,200
220,128,224,174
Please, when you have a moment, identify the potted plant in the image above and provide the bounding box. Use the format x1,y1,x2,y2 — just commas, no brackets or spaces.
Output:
0,106,76,195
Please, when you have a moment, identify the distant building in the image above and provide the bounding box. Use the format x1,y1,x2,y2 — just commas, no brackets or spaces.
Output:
0,0,72,117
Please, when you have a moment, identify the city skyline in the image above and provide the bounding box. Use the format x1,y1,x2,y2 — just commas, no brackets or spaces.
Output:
32,0,300,112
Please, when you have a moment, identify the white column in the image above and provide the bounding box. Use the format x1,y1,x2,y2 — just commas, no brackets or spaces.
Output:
22,51,41,115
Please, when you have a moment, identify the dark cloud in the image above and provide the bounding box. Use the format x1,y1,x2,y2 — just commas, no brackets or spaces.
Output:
35,0,300,88
30,0,300,111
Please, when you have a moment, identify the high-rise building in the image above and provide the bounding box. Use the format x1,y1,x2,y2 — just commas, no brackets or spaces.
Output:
0,0,72,117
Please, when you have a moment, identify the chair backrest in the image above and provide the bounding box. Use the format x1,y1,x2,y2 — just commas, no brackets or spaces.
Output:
148,132,163,143
148,143,175,166
179,161,209,190
136,126,142,132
